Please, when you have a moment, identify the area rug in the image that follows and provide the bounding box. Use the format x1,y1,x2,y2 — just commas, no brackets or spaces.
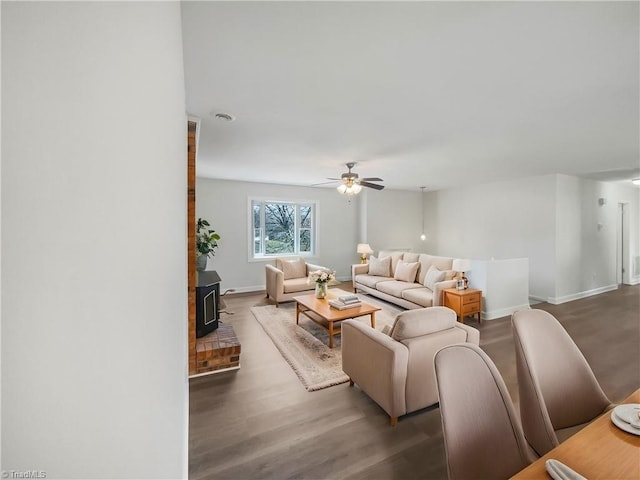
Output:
251,291,402,391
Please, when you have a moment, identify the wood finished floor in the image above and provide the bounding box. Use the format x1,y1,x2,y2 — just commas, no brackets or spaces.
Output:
189,283,640,480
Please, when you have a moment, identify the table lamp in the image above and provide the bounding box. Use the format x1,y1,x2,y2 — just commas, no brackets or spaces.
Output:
452,258,471,290
356,243,374,264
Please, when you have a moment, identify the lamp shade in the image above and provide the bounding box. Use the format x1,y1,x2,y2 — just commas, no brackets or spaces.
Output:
357,243,374,254
452,258,471,272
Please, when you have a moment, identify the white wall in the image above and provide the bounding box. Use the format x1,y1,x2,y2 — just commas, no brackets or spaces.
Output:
364,188,426,253
196,178,359,290
2,3,187,478
555,175,583,298
554,174,640,302
468,258,530,320
424,174,558,299
424,173,640,303
0,3,3,469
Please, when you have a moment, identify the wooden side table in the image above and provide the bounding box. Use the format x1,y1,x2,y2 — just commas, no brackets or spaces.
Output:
442,288,482,324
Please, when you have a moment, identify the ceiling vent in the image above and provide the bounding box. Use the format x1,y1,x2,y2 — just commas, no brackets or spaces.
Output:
213,112,235,122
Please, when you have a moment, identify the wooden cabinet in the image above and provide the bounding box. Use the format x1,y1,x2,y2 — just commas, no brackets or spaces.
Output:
442,288,482,324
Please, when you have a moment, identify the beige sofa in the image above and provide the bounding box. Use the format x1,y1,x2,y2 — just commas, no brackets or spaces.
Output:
265,256,332,307
352,250,458,309
342,307,480,426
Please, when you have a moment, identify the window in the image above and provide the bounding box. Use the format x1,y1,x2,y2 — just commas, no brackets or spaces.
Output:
251,199,315,258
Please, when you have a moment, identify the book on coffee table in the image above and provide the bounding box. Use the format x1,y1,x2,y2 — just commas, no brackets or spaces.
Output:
329,299,362,310
338,294,360,303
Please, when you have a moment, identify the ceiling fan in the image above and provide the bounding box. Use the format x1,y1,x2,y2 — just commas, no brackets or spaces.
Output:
316,162,385,195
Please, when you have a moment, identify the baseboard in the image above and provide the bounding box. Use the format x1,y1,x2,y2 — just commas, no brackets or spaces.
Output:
547,284,618,305
628,277,640,286
188,365,240,379
482,303,530,321
225,285,265,294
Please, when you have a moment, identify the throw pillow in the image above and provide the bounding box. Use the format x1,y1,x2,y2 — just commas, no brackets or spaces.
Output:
403,252,420,263
368,256,391,277
423,265,446,291
394,261,419,283
281,257,307,280
444,269,456,280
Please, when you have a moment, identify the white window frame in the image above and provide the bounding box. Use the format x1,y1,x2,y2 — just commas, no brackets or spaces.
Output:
249,197,317,261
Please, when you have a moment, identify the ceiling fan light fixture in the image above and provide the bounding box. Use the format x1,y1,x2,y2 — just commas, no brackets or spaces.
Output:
330,162,384,195
337,182,361,196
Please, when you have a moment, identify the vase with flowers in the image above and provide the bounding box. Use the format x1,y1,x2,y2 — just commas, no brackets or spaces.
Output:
308,268,336,299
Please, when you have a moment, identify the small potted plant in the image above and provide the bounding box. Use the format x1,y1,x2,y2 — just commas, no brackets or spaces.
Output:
196,218,221,271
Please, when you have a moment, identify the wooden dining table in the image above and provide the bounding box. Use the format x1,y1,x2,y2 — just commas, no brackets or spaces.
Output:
511,388,640,479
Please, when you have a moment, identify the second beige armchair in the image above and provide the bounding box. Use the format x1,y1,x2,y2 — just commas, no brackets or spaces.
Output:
265,256,332,307
342,306,480,426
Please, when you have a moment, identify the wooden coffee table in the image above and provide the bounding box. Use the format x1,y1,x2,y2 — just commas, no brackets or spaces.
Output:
293,289,381,348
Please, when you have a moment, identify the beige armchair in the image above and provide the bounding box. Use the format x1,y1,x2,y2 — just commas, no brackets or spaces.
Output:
342,306,480,426
265,256,329,307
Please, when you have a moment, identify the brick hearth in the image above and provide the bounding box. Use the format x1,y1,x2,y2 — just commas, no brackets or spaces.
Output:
195,322,241,375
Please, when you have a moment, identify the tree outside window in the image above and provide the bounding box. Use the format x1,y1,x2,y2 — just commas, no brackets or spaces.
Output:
252,200,315,257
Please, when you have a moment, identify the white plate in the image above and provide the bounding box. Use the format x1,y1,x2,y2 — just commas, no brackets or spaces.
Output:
610,403,640,436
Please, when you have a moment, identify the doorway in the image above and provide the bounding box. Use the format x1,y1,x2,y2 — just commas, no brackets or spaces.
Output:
616,202,630,285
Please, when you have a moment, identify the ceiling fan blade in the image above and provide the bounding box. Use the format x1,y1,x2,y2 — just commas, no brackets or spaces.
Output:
360,177,383,182
360,181,385,190
311,180,339,186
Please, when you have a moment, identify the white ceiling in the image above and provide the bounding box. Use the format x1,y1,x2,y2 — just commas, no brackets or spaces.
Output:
181,1,640,192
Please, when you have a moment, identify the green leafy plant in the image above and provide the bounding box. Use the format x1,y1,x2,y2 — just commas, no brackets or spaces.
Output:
196,218,221,258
